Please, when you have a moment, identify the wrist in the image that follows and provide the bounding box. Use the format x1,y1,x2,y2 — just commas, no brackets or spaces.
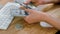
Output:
42,13,53,22
42,13,50,21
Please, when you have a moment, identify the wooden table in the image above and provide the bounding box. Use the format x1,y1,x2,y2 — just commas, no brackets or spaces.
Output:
0,0,13,5
0,0,59,34
0,17,57,34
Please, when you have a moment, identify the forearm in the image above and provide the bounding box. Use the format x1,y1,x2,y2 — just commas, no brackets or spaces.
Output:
44,14,60,30
44,0,60,3
52,0,60,3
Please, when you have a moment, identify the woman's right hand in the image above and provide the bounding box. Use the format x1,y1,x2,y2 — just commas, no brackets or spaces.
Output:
24,0,59,6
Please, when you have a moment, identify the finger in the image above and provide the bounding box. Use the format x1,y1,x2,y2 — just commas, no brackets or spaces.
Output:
24,9,33,14
24,0,31,4
20,6,33,14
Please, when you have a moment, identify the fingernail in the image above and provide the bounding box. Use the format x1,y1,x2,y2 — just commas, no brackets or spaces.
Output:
24,2,27,4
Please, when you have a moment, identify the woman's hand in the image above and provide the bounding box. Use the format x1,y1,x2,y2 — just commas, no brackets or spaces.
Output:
24,9,46,24
20,6,46,24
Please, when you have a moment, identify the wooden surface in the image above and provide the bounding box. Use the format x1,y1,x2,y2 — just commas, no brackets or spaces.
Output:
0,0,13,5
0,0,59,34
0,17,57,34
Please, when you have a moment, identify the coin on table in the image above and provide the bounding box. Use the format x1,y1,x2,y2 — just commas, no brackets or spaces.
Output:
15,24,24,30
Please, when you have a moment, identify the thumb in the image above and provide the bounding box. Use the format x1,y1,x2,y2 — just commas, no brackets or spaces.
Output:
24,0,31,4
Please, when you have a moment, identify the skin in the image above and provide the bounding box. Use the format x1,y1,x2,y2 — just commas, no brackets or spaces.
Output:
21,0,60,30
24,0,59,6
